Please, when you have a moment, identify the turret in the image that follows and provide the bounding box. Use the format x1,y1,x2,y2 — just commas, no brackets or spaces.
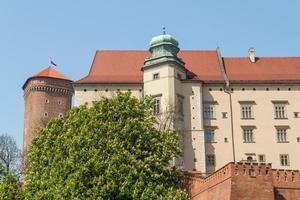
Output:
22,66,73,167
143,29,186,167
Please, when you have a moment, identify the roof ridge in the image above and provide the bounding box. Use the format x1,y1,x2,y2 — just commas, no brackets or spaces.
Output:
32,66,71,81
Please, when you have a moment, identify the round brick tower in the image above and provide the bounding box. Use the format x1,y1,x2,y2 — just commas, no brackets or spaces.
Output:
22,66,73,166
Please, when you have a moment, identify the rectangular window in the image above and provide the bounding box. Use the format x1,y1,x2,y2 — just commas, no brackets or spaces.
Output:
243,127,254,143
205,128,215,143
203,104,215,119
206,154,215,166
258,154,266,162
274,103,287,119
277,128,288,142
241,104,253,119
153,73,159,80
280,154,289,166
153,98,160,115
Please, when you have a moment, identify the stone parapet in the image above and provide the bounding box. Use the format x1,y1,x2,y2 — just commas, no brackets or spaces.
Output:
183,162,300,200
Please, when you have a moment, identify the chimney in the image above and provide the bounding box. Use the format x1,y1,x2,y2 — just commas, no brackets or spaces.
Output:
248,47,256,63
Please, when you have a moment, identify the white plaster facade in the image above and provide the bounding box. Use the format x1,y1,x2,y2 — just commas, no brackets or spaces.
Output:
73,33,300,174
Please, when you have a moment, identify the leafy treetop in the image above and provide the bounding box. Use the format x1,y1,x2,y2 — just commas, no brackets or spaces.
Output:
24,93,188,200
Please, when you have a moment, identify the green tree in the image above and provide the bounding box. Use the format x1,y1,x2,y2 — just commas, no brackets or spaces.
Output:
0,172,20,200
24,93,188,200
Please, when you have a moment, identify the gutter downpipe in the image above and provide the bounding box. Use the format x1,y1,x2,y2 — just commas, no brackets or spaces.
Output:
216,47,236,163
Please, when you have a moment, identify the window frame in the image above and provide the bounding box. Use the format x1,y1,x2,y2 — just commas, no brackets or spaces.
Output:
280,154,290,166
206,154,215,166
204,127,216,143
241,104,254,119
153,73,160,80
258,154,266,162
239,101,255,119
153,97,161,115
276,127,288,143
203,104,215,119
242,126,255,143
273,101,288,119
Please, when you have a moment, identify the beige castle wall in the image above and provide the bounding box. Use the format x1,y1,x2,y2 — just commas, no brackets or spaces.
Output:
74,80,300,173
74,84,143,107
142,63,207,171
203,84,300,172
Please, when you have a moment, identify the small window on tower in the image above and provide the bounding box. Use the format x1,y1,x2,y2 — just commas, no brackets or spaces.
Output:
58,113,63,118
222,112,228,118
58,100,61,105
153,98,160,115
258,154,266,162
153,73,160,80
44,112,48,117
45,99,49,104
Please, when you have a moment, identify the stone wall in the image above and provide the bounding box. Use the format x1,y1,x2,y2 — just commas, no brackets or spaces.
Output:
183,162,300,200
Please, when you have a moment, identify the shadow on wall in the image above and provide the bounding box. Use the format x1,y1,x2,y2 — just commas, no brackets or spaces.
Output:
205,143,216,175
183,90,196,170
203,91,218,175
275,192,287,200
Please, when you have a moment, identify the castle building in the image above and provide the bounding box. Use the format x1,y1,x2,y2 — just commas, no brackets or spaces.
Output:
22,67,73,165
23,31,300,175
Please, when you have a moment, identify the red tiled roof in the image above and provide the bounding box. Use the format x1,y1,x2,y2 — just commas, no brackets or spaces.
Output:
23,66,72,89
76,50,223,84
32,66,71,80
223,57,300,82
76,50,300,84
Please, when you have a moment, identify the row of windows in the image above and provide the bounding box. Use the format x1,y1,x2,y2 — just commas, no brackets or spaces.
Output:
44,112,64,118
152,96,184,116
152,72,183,80
205,154,290,167
83,89,143,92
204,127,300,143
208,87,297,91
45,99,62,105
242,127,297,143
204,102,297,119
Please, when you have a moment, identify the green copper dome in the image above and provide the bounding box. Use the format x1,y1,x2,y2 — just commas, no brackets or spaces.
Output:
144,28,185,69
149,33,179,48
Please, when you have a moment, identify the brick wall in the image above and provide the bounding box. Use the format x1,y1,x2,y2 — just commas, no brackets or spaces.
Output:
183,162,300,200
273,169,300,200
23,77,73,168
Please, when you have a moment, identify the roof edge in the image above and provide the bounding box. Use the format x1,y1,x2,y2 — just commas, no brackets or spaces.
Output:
22,76,73,90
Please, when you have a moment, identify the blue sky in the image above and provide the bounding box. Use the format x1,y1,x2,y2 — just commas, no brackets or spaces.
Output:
1,0,300,147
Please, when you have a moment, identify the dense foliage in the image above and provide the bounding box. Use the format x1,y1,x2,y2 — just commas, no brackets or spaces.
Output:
0,172,20,200
24,93,188,199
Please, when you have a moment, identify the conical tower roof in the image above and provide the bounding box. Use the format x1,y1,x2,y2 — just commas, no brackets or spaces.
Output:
32,66,70,80
23,66,72,89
